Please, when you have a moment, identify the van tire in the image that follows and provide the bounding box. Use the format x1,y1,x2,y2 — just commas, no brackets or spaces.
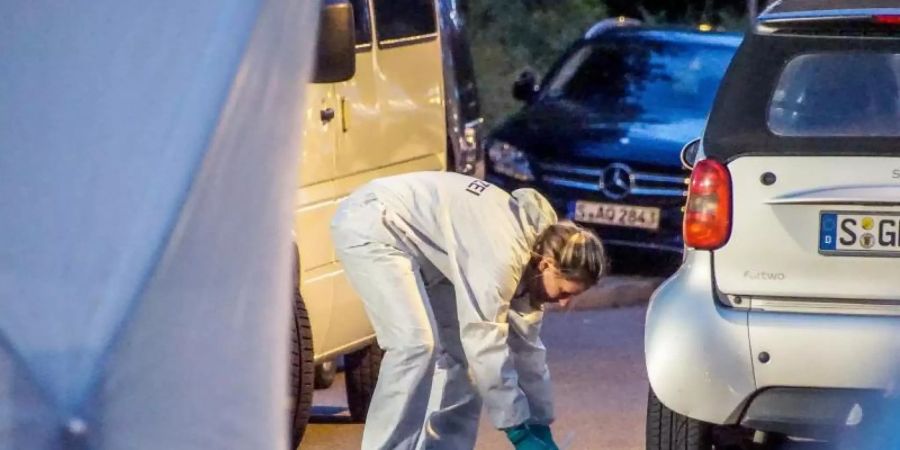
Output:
344,343,383,422
647,387,712,449
289,276,314,447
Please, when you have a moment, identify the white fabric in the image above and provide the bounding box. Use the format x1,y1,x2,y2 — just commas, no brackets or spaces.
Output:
0,0,316,448
331,172,558,449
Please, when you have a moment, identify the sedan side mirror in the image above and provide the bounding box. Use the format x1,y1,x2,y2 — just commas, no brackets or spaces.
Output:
312,0,356,84
680,138,702,170
512,70,538,103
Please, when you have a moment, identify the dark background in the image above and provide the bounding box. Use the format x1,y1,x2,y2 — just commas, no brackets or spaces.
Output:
463,0,759,126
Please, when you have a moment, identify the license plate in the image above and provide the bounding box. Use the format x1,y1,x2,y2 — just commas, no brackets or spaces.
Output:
819,211,900,256
570,200,660,230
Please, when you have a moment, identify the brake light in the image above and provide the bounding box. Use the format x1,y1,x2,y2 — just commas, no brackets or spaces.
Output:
684,159,731,250
874,15,900,25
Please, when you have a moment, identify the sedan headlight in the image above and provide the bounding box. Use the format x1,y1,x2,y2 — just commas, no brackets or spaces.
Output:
487,140,534,181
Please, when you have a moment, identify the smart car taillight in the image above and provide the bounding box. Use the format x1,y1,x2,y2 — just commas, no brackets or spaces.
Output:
874,15,900,25
683,159,731,250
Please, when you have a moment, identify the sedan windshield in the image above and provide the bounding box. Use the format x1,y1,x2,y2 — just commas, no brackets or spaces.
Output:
541,36,736,120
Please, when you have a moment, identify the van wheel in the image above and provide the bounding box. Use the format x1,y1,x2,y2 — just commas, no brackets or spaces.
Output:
647,387,713,449
344,343,383,422
314,359,338,389
289,283,315,447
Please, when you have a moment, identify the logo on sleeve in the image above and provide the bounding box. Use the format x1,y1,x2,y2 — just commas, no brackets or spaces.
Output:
465,180,491,196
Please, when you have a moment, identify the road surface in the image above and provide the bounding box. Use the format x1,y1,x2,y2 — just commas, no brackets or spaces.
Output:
300,306,649,450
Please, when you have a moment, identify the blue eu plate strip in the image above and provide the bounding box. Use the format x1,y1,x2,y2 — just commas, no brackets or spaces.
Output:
819,212,837,251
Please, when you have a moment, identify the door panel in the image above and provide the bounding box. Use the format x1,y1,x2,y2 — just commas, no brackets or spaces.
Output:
371,39,445,167
299,85,337,187
333,47,380,178
296,84,338,271
301,265,336,356
335,0,446,178
296,83,338,353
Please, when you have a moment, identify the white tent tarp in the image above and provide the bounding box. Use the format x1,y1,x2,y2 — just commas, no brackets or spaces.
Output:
0,0,317,448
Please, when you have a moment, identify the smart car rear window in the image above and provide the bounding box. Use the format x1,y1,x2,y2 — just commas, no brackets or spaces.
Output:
768,53,900,137
705,34,900,160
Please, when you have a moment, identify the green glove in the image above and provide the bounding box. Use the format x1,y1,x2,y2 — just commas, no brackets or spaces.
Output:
529,425,559,450
504,424,549,450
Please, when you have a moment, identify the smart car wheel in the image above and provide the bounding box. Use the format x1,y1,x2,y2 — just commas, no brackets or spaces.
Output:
647,387,712,450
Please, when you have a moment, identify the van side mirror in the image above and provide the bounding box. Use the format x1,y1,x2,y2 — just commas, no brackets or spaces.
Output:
312,0,356,84
512,70,538,103
680,138,702,170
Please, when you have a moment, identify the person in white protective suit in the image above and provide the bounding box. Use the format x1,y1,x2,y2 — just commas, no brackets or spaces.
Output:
331,171,606,450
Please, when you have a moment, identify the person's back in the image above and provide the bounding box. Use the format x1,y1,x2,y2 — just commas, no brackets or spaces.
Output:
362,172,556,304
366,172,554,284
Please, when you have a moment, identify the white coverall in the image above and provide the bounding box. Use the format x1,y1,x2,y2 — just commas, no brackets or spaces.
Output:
331,172,558,450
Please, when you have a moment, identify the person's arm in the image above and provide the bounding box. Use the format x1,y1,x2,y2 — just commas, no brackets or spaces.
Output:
507,296,555,425
450,261,532,430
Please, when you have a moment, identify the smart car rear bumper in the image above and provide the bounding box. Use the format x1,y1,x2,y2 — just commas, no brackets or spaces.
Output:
645,250,900,429
645,250,756,424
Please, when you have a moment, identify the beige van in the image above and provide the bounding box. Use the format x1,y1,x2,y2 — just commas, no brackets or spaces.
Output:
290,0,453,444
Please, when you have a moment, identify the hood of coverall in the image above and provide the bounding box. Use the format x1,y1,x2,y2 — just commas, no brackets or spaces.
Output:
511,188,559,246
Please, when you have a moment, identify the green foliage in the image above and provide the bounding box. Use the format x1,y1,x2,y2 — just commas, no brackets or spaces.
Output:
606,0,748,26
466,0,610,128
464,0,748,129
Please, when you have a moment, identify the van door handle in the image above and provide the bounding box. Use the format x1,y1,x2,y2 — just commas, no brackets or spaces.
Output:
320,107,335,123
340,97,349,132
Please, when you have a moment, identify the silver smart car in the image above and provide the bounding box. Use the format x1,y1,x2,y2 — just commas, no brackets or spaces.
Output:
645,1,900,448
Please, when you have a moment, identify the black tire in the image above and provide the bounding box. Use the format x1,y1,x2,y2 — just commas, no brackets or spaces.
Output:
647,387,713,450
344,342,384,422
314,359,338,389
288,272,314,448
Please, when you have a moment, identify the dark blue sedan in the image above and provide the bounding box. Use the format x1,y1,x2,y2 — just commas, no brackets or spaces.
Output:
485,24,741,272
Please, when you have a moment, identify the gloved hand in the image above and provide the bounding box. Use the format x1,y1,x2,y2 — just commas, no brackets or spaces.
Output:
529,424,559,450
504,424,550,450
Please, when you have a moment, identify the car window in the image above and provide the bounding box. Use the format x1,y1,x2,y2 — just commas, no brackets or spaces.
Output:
372,0,437,45
768,53,900,137
349,0,373,47
541,38,735,120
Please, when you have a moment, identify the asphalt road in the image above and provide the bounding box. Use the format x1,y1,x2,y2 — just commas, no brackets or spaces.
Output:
300,306,649,450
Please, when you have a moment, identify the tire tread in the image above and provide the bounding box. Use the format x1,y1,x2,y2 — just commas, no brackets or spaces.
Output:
289,275,314,448
646,388,712,450
344,343,384,422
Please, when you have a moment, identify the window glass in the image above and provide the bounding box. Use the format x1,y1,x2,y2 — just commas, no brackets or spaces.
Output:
542,38,736,121
373,0,436,43
349,0,372,46
768,53,900,137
